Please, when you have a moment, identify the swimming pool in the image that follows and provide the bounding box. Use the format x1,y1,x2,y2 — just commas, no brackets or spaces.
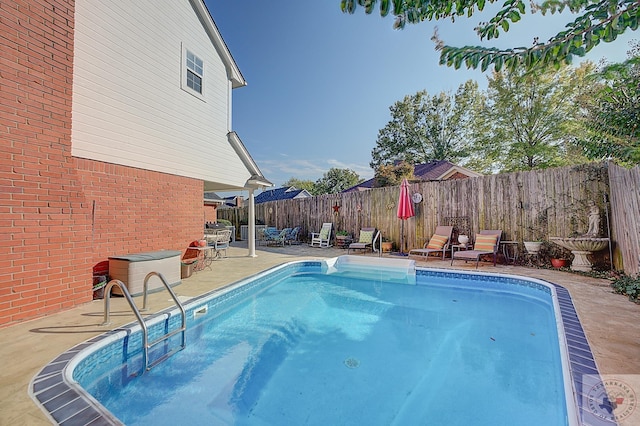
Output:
30,258,606,425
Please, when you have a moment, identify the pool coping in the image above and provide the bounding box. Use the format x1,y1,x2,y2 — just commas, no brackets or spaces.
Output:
29,261,617,426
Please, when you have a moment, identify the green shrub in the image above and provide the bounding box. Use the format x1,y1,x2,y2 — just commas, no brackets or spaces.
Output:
611,275,640,303
217,219,233,227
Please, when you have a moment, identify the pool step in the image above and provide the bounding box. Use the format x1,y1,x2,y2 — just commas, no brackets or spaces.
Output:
322,255,416,285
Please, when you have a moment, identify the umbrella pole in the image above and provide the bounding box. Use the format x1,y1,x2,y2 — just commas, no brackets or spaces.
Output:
401,220,404,254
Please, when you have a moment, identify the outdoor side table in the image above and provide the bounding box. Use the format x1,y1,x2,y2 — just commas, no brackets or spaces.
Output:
451,243,472,258
193,246,216,271
500,241,519,263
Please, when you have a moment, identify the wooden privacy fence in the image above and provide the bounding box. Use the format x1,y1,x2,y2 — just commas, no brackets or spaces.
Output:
608,163,640,276
219,161,640,276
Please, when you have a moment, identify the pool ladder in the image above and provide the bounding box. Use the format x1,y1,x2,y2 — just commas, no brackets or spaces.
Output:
101,272,186,372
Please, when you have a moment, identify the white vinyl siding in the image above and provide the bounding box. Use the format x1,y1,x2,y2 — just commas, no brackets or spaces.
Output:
72,0,251,189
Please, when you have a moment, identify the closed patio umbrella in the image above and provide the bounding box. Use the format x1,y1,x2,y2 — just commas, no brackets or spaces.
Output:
397,178,415,254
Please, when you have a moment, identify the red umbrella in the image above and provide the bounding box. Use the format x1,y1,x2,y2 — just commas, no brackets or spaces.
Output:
397,178,415,254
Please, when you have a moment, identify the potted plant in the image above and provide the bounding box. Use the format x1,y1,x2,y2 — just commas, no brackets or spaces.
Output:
544,241,571,268
381,237,393,252
524,241,543,254
335,230,351,248
457,234,470,246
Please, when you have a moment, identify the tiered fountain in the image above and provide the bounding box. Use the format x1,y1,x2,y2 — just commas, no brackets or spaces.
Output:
549,202,609,272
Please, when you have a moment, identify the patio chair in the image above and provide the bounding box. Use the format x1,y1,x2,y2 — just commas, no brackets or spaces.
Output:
256,227,272,246
408,225,454,261
263,228,288,246
310,223,333,248
348,227,380,254
451,230,502,269
204,229,232,258
285,226,301,245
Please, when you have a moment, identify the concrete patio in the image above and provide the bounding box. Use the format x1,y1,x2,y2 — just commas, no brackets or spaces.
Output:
1,241,639,425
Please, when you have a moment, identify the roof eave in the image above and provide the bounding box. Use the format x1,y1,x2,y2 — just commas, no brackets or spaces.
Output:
227,132,273,189
193,0,247,88
437,165,483,180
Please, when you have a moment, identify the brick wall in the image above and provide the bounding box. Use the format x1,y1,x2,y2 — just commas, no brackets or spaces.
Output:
0,0,94,327
204,204,218,223
74,159,204,276
0,1,206,327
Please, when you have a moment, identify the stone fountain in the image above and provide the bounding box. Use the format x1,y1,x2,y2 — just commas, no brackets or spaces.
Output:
549,202,609,272
548,237,609,272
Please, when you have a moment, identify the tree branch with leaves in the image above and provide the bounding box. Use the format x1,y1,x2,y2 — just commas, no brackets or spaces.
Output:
341,0,640,71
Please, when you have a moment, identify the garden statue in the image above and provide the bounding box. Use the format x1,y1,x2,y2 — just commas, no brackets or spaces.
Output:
585,201,600,237
549,200,608,272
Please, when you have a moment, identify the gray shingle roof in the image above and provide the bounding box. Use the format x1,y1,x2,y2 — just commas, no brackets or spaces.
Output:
254,186,311,204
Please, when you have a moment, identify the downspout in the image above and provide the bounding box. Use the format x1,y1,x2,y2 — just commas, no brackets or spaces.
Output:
227,80,233,131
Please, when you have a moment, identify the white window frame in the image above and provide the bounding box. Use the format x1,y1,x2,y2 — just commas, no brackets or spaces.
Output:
181,44,205,101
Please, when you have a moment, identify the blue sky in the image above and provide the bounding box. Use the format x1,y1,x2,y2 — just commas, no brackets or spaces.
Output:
206,1,637,194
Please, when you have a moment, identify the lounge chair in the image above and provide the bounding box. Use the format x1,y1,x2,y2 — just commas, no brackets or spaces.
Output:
408,225,454,261
451,230,502,268
348,227,380,254
310,223,333,248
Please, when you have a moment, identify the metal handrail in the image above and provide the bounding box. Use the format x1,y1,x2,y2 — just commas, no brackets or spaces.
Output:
101,273,186,372
142,272,187,366
101,279,145,327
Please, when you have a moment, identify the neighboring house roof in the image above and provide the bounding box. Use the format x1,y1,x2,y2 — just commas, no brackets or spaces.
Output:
217,195,244,209
343,160,482,192
254,187,313,204
204,191,225,205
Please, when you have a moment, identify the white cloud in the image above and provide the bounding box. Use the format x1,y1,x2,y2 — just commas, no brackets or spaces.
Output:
255,156,373,186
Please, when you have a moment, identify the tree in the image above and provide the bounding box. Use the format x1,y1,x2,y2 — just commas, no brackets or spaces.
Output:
314,168,364,194
341,0,640,71
469,63,593,172
577,42,640,165
370,81,482,170
282,177,319,195
374,161,415,187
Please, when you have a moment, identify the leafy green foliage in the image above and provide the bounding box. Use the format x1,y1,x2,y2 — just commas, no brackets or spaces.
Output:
282,178,319,195
611,274,640,302
341,0,640,71
373,161,415,187
314,168,364,194
575,42,640,165
370,81,481,169
468,63,593,172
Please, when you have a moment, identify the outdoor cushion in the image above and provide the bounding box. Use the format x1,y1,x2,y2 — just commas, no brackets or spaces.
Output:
359,230,374,244
474,234,498,252
320,227,330,238
426,234,448,250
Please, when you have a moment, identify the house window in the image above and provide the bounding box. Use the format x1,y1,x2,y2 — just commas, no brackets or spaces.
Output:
182,45,205,100
186,51,203,93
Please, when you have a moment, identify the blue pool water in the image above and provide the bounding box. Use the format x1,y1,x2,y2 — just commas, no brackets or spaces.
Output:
71,261,575,425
